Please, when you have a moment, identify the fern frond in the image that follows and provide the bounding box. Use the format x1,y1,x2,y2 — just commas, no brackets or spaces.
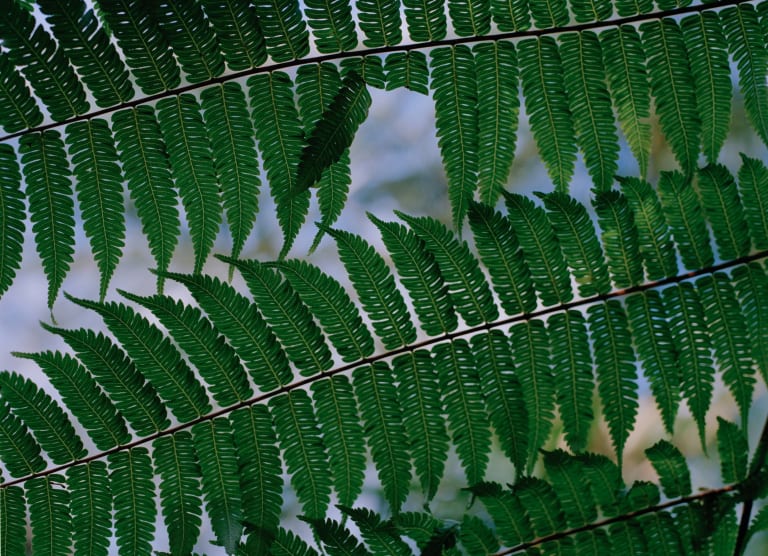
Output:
471,482,534,546
716,417,747,484
0,145,23,299
266,527,320,556
20,131,75,309
571,0,612,22
67,295,212,422
156,94,222,274
200,0,267,70
459,514,499,554
663,283,714,450
722,4,768,148
474,40,519,206
560,31,619,192
530,0,568,28
490,0,529,31
270,390,332,519
0,487,25,556
201,82,260,262
384,51,429,95
109,448,156,555
518,37,576,191
248,72,308,258
594,190,643,289
305,0,357,53
543,450,597,527
0,400,45,477
28,475,71,556
0,2,88,121
398,212,498,325
601,26,651,178
646,440,691,498
448,0,491,36
253,0,309,62
698,163,750,260
43,325,169,436
66,118,125,300
430,45,478,229
340,505,411,555
341,56,386,89
160,271,293,391
737,154,768,250
95,0,180,94
357,0,402,47
0,54,43,132
36,0,133,107
119,291,252,407
302,516,371,555
642,19,700,176
153,432,203,556
681,12,731,163
732,262,768,383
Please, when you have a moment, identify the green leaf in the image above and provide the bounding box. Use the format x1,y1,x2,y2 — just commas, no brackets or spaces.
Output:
156,93,222,274
297,72,371,193
356,0,402,47
0,372,85,464
0,54,43,132
737,154,768,250
200,0,267,70
152,0,224,83
595,190,644,289
19,131,74,309
108,448,156,555
325,226,416,348
576,453,623,517
472,331,528,473
270,391,332,519
341,56,386,89
470,482,534,546
490,0,530,31
0,3,88,120
201,82,261,262
272,259,375,361
0,144,23,299
505,193,573,305
67,295,212,423
658,170,714,271
646,440,691,498
353,362,411,512
697,273,755,430
0,400,45,477
14,350,130,450
474,40,519,205
540,191,611,297
267,527,320,556
514,477,566,538
301,516,372,556
398,212,498,325
732,262,768,383
36,0,133,107
518,37,576,191
340,506,411,555
0,487,26,556
430,46,478,228
560,31,619,192
120,291,252,407
618,176,678,280
543,450,597,527
403,0,447,41
162,271,293,391
253,0,309,61
716,417,747,484
43,325,169,436
600,26,652,178
641,19,700,176
434,339,490,485
663,283,714,450
304,0,357,53
112,106,179,292
96,0,180,94
509,319,554,473
448,0,491,36
625,291,680,434
27,475,71,556
529,0,568,28
459,515,499,554
698,163,750,260
468,202,537,315
548,311,594,453
681,12,732,163
153,432,203,556
372,215,457,335
571,0,611,22
384,51,429,94
311,376,366,507
588,300,637,469
392,350,448,501
248,72,308,258
66,118,125,300
722,4,768,148
230,406,282,547
192,418,243,553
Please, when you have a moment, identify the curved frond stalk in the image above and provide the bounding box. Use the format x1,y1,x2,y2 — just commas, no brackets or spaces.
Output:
430,45,479,229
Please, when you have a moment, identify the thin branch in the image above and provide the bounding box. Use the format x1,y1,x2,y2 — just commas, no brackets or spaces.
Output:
0,0,751,144
2,248,767,488
495,484,737,554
